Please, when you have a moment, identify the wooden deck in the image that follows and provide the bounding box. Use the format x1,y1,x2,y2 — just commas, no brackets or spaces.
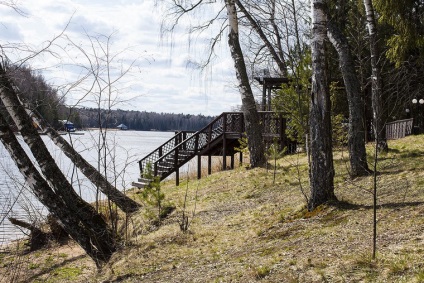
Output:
133,111,289,187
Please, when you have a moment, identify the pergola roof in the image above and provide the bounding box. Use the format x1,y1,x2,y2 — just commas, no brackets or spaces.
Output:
254,77,290,89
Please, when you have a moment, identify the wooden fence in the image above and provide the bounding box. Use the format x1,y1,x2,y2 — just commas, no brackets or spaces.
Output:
385,118,414,140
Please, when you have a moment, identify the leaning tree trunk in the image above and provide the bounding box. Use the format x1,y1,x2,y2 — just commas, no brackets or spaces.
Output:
363,0,388,152
327,21,371,177
0,63,116,262
308,0,336,211
225,0,266,168
0,112,113,266
28,110,140,213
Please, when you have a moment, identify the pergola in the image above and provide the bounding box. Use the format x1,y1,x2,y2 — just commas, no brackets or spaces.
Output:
254,77,290,111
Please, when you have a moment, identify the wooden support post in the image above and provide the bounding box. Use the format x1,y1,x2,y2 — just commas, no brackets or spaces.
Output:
208,154,212,175
175,147,179,186
267,87,272,111
262,83,267,111
239,151,243,166
231,154,234,169
197,154,201,180
223,137,227,170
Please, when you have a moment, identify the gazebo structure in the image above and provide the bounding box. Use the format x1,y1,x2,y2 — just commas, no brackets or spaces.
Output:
133,76,293,187
254,76,290,111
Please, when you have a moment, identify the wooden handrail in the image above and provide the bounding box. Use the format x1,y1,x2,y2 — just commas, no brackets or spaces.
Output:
137,111,283,181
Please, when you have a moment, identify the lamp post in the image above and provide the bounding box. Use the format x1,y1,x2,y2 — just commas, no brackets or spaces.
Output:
412,98,424,134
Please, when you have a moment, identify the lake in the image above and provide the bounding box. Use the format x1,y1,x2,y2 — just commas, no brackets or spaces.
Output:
0,130,175,246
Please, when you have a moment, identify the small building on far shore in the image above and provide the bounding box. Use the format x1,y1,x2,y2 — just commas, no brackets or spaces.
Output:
117,124,128,130
58,120,76,132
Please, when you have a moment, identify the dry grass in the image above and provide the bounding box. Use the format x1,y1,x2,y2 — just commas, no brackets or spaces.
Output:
1,135,424,282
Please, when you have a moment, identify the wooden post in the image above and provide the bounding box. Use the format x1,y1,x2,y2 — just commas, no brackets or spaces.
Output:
175,147,179,186
208,154,212,175
267,87,272,111
231,154,234,169
197,154,201,180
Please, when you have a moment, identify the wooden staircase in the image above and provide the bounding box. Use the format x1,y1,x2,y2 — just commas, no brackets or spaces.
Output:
132,111,287,188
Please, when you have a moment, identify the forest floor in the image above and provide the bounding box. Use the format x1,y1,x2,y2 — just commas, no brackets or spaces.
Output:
1,135,424,282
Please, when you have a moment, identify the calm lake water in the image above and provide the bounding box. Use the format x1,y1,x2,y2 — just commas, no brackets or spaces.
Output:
0,130,174,246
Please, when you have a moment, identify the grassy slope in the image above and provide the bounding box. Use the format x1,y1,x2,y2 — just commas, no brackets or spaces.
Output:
1,135,424,282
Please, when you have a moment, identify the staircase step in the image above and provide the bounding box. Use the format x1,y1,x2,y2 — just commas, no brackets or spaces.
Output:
132,181,149,189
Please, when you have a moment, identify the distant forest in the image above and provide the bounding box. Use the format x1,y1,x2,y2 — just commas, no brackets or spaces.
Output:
69,108,215,131
4,63,214,132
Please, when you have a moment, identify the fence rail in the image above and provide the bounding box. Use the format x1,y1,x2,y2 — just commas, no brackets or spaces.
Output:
386,118,413,140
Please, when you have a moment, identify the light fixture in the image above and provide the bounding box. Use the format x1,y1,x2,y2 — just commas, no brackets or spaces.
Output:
420,98,424,104
412,98,418,104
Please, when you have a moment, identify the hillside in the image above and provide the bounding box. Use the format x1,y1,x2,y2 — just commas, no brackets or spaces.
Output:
1,135,424,282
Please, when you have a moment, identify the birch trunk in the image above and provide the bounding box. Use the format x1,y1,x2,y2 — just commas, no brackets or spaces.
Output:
327,21,371,177
0,63,116,262
30,112,140,213
308,0,336,211
363,0,388,152
0,112,114,266
225,0,266,168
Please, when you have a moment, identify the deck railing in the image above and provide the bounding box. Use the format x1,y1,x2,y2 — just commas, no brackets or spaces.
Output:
138,111,283,181
385,118,413,140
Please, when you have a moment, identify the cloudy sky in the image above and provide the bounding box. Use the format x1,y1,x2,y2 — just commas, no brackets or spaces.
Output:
0,0,249,116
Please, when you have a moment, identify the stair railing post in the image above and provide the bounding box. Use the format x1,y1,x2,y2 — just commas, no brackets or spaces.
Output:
175,146,179,186
139,161,143,178
208,124,212,149
194,134,199,154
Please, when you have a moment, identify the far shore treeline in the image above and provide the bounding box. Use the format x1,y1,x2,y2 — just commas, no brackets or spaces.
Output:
4,63,214,132
71,108,215,132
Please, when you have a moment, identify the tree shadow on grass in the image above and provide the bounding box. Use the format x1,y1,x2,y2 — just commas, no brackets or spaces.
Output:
334,200,424,211
24,254,87,282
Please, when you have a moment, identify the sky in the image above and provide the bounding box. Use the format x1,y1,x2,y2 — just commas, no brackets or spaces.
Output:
0,0,249,116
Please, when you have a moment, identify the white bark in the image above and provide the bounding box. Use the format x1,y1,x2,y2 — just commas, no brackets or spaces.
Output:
363,0,387,151
225,0,266,167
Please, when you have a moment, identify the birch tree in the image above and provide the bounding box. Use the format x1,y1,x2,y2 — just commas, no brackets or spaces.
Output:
363,0,388,152
225,0,266,167
30,111,141,213
0,61,116,266
308,0,336,210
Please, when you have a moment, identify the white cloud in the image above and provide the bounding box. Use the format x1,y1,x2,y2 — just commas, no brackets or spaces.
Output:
0,0,247,116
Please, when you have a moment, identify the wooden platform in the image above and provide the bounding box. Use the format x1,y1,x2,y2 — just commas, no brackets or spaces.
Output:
133,111,289,187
